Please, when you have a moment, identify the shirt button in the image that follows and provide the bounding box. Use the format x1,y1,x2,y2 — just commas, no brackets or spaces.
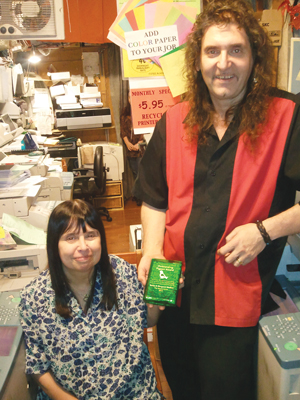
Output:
199,244,205,249
196,279,200,284
205,206,211,212
211,170,216,176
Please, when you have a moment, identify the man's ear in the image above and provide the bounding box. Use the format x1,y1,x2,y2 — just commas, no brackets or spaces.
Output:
195,58,201,72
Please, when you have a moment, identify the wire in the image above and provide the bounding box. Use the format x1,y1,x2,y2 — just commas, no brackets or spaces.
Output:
37,48,51,57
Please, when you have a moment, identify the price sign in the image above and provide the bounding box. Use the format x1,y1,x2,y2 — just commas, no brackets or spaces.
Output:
130,85,178,134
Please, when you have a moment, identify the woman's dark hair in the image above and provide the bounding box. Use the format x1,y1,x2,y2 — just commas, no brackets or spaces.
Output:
47,199,118,318
183,0,276,146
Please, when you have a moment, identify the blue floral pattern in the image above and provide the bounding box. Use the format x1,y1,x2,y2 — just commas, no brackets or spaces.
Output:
19,255,161,400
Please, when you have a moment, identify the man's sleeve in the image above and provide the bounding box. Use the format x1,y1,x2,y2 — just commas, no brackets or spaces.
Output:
133,113,168,209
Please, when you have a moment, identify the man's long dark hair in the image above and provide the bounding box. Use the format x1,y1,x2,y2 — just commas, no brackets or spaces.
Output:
47,199,118,318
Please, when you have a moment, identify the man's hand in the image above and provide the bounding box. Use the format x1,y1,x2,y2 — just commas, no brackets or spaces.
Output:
138,254,155,286
138,254,166,311
217,223,266,267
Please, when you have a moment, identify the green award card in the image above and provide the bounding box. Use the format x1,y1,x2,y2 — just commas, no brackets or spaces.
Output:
143,258,182,307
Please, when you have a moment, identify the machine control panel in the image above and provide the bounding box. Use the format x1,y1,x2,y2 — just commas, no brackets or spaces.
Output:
0,291,21,326
259,312,300,368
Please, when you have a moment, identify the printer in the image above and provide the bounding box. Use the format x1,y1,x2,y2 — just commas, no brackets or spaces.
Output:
0,185,42,220
55,107,112,130
0,244,47,292
38,172,65,201
0,154,49,177
20,200,62,231
78,142,124,181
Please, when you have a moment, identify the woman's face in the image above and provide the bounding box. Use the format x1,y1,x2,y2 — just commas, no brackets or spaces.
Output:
58,223,101,274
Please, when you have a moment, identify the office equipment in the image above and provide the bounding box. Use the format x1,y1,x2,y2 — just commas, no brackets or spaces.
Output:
37,172,64,201
78,142,124,181
0,0,64,40
0,292,37,400
0,244,47,292
129,224,142,252
257,273,300,400
73,146,112,221
0,102,21,119
0,189,41,218
258,310,300,400
55,107,112,129
47,138,77,158
0,154,49,177
0,119,24,148
20,200,62,231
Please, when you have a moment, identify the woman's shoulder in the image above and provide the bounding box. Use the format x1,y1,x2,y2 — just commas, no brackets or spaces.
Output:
20,269,52,302
109,254,138,281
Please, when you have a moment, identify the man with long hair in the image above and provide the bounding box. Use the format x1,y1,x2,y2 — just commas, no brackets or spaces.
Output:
134,0,300,399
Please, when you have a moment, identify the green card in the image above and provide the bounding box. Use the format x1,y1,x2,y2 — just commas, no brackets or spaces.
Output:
143,258,182,307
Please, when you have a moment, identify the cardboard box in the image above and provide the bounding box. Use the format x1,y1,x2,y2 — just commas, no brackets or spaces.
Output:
255,9,283,46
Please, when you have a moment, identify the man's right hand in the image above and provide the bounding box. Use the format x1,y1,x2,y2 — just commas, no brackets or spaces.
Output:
138,254,165,286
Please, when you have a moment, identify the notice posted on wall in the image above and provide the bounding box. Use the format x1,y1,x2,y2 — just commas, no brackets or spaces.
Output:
129,78,179,135
125,26,179,61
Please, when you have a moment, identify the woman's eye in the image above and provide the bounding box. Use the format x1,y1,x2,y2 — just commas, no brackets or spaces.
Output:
86,232,98,239
66,235,77,242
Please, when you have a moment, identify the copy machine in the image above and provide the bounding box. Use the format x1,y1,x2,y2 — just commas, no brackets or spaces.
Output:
0,243,47,399
0,244,47,292
258,193,300,400
0,245,47,399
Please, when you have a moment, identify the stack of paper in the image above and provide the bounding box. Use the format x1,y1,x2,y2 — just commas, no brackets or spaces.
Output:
79,92,103,108
56,95,82,110
0,165,30,188
0,226,17,250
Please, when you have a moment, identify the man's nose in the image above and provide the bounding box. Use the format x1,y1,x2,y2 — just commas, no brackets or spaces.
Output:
217,51,231,69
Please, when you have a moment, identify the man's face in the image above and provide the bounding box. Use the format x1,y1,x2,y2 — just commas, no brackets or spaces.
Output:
200,23,254,107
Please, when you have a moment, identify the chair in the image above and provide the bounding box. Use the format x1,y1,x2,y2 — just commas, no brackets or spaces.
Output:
73,146,112,221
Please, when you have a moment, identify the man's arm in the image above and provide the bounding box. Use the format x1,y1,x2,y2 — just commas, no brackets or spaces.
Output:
218,203,300,267
33,371,78,400
138,202,166,286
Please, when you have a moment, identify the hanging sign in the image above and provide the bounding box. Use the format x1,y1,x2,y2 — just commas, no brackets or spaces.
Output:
125,25,179,60
129,78,179,134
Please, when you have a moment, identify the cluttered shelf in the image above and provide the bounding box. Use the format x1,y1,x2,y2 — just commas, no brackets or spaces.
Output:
53,126,116,143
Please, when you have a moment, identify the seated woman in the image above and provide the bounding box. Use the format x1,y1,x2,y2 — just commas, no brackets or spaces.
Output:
19,199,162,400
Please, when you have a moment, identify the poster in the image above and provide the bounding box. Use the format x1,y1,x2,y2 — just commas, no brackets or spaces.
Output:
129,77,179,134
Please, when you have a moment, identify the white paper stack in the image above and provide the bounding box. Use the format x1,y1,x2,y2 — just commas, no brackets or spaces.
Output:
79,92,103,108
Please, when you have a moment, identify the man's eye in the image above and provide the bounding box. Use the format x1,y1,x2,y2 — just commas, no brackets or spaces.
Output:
232,48,241,54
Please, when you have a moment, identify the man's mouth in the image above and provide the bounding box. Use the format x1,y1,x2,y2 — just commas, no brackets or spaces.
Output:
215,75,234,80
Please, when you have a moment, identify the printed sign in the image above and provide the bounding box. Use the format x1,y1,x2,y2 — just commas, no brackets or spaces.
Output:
129,78,179,134
125,25,179,60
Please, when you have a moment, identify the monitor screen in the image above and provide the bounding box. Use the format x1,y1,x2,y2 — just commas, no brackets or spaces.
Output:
0,326,18,357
